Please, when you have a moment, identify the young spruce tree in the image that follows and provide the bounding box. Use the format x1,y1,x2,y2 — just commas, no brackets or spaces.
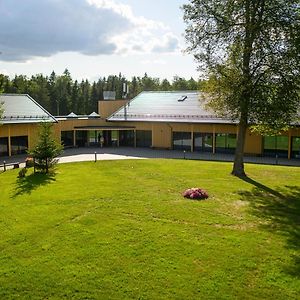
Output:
30,123,63,173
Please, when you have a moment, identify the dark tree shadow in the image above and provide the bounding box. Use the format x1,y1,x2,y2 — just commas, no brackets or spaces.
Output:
12,171,56,198
238,175,300,278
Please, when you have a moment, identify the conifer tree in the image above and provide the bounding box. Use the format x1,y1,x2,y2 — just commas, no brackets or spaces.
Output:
29,123,63,173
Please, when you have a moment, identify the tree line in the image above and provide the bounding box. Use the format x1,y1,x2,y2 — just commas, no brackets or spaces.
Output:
0,70,203,116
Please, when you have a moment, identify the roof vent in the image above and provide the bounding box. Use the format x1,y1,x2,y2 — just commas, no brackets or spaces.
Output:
89,112,100,118
67,112,78,118
178,95,187,102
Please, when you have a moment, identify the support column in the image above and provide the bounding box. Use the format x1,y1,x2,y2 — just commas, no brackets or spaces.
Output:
27,124,30,151
288,131,292,160
212,125,216,154
8,126,11,156
152,124,154,148
73,130,76,147
191,125,194,152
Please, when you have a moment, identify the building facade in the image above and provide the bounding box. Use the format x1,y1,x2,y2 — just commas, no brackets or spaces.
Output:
1,92,300,159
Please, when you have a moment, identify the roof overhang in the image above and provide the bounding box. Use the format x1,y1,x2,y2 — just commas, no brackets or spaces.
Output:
74,126,135,131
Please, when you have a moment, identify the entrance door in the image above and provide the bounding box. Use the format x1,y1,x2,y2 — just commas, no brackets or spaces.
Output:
103,131,112,147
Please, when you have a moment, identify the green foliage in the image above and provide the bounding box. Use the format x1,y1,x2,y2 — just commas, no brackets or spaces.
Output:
18,168,27,178
0,101,3,120
0,160,299,298
29,123,63,173
184,0,300,175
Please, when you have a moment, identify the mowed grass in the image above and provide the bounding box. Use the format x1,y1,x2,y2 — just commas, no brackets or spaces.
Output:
0,159,299,299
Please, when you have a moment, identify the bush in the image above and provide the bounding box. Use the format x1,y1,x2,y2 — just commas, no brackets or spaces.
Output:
18,168,28,178
183,188,209,200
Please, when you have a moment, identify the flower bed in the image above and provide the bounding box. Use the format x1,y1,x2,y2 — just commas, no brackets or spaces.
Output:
183,188,209,200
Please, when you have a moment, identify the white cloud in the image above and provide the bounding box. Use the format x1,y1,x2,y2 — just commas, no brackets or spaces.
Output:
151,33,180,53
141,59,167,65
0,0,179,62
0,69,11,76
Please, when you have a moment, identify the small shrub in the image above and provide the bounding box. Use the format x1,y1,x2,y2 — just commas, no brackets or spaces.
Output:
183,188,209,200
18,168,28,178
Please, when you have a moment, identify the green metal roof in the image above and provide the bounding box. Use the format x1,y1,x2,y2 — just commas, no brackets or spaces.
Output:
0,94,57,124
107,91,234,124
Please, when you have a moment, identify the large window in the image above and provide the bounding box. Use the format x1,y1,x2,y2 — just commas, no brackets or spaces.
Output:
173,132,191,151
215,133,236,154
76,131,88,147
119,130,134,147
11,136,28,155
61,131,73,147
194,133,213,152
0,137,8,156
136,130,152,148
263,136,288,158
291,137,300,159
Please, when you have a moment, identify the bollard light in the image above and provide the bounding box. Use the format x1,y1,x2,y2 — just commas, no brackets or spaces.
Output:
94,151,97,162
183,150,186,159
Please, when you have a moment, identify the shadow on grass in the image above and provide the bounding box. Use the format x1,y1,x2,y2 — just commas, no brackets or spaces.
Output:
12,171,56,198
238,175,300,278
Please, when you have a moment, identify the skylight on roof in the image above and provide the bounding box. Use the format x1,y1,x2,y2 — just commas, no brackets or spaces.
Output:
178,95,187,102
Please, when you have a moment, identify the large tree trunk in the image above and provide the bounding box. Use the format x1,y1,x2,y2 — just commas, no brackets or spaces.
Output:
232,113,248,177
231,0,252,177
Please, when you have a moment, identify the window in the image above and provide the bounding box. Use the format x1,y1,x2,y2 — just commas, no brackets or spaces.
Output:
119,130,134,147
61,131,73,147
292,137,300,159
194,133,213,152
76,131,88,147
173,132,191,151
215,133,236,154
263,136,288,158
11,136,28,155
136,130,152,148
0,137,8,156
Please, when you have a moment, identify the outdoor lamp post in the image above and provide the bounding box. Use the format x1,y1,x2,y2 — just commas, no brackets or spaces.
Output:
94,151,97,162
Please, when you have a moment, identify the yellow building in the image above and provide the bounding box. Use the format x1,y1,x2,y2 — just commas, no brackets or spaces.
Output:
0,94,57,157
1,92,300,159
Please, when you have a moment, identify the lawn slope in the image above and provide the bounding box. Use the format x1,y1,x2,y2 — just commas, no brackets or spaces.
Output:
0,159,299,299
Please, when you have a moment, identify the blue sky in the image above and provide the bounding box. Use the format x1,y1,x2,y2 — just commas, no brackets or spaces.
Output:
0,0,198,81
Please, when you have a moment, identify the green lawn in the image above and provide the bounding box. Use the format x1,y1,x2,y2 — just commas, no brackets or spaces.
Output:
0,159,299,299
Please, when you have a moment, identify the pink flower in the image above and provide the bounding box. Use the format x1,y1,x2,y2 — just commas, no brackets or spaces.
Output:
183,188,209,200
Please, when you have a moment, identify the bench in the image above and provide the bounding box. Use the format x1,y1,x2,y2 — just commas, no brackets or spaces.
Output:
0,162,20,172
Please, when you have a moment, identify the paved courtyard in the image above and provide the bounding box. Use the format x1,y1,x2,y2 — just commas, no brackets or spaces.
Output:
1,146,300,170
